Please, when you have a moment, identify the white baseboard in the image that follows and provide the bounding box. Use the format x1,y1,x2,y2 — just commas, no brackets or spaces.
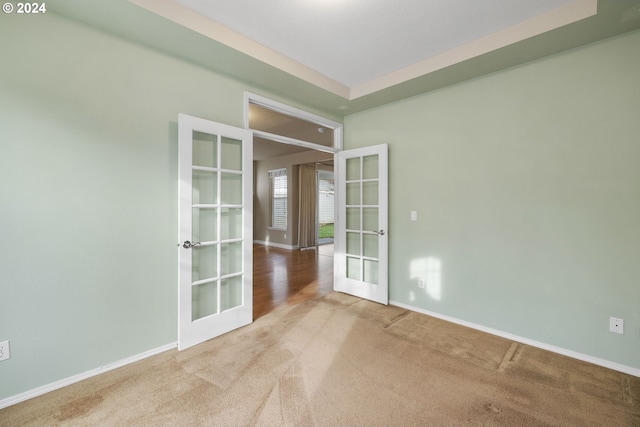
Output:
253,240,298,250
0,342,177,410
390,300,640,378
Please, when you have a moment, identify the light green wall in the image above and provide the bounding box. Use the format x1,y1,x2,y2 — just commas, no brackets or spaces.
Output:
0,12,337,401
344,30,640,369
1,7,638,404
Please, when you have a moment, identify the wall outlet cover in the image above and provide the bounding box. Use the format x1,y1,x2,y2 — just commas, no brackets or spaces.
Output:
609,317,624,334
0,340,10,361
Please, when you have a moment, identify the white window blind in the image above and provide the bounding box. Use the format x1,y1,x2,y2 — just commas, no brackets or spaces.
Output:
269,168,287,229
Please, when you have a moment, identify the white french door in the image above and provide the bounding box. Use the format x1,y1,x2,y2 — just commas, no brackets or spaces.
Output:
178,114,253,351
334,144,388,305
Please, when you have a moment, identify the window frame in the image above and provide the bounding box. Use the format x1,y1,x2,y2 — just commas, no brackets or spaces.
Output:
269,168,288,230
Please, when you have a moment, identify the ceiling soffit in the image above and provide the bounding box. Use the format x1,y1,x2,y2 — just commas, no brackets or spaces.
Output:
129,0,597,100
47,0,640,115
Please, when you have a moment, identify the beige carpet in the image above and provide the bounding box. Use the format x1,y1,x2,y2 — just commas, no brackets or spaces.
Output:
2,292,639,426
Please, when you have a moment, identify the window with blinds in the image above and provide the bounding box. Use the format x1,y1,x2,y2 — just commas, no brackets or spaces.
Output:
269,168,287,229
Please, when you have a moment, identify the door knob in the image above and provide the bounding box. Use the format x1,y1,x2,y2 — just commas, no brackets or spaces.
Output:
182,240,202,249
376,230,385,236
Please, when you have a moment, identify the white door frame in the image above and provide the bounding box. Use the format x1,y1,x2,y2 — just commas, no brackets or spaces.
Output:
244,92,342,251
243,95,388,304
244,92,343,154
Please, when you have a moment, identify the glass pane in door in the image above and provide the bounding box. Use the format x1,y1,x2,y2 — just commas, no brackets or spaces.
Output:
192,281,218,321
363,181,378,205
363,259,379,285
192,208,217,243
347,256,361,281
192,131,217,168
220,276,242,311
346,232,361,255
192,245,217,283
221,173,242,205
220,242,243,276
192,170,217,205
346,182,360,205
346,207,360,230
346,157,360,181
362,155,379,180
221,137,242,171
363,207,378,232
220,208,242,240
363,234,378,258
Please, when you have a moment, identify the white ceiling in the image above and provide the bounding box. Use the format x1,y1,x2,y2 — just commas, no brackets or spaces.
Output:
174,0,576,88
131,0,597,99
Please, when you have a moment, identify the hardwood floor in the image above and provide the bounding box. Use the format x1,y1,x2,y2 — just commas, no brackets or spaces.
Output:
253,244,334,319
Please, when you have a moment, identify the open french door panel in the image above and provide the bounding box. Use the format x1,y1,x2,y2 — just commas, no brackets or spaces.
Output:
178,114,253,350
334,144,388,305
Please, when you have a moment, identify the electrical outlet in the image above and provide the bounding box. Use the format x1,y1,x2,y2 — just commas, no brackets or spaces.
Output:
0,340,10,361
609,317,624,334
418,279,425,289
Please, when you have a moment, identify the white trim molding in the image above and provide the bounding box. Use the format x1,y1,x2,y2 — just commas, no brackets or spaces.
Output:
390,300,640,378
0,343,177,410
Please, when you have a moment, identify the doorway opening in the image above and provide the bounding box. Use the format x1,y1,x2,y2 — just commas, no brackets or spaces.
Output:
245,93,342,318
